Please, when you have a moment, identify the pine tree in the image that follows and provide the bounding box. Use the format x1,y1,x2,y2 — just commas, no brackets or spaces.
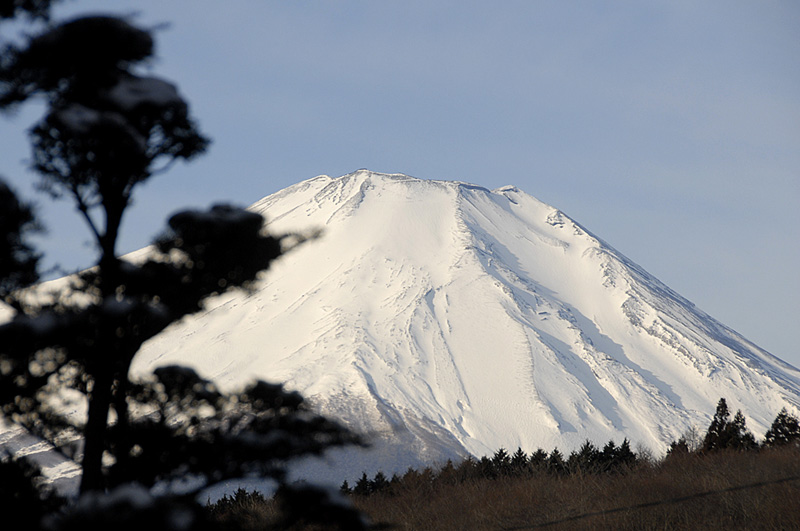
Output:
353,472,372,496
547,448,567,475
529,448,549,472
599,439,618,470
492,447,512,476
510,447,530,476
700,398,756,452
616,438,638,468
568,440,599,474
764,407,800,447
702,398,731,452
730,410,757,450
0,8,365,530
701,398,732,452
455,456,479,481
436,458,459,485
371,471,390,493
666,436,691,457
477,455,496,479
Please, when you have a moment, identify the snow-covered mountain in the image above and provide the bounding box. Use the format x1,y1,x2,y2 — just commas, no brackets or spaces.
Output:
6,170,799,490
126,169,799,483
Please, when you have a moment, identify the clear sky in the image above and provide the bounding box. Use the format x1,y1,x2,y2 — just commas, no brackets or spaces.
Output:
1,1,798,367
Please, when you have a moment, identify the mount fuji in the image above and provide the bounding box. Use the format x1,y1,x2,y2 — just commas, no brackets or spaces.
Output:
125,170,800,484
5,170,800,489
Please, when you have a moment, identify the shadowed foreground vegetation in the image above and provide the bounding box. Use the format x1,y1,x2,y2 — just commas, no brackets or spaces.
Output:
207,445,800,530
207,400,800,530
352,446,800,530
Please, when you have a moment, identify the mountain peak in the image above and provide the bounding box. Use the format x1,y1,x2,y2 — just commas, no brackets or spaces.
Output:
130,171,800,483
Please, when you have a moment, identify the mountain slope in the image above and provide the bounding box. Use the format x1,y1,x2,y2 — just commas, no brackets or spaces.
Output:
125,170,800,482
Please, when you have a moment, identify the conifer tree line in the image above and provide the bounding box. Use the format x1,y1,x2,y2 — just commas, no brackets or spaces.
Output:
342,439,638,497
667,398,800,455
343,398,800,498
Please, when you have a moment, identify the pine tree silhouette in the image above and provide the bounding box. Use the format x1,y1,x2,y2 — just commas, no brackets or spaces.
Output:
547,448,567,475
510,447,530,476
529,448,549,472
0,7,366,530
701,398,756,452
568,440,600,474
492,447,512,476
764,407,800,447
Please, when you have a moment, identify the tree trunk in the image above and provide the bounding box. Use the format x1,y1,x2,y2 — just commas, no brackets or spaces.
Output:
79,371,113,494
79,201,125,494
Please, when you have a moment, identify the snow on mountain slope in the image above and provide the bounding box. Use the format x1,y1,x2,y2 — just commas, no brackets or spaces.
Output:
124,170,800,483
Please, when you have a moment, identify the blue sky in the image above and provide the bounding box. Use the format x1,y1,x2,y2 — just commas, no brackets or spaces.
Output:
1,1,798,366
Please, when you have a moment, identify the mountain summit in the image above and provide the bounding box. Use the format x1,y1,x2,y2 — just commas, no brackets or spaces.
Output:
133,170,800,479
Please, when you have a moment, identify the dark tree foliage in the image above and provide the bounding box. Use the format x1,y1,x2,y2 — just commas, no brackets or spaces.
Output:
492,447,512,476
206,485,369,531
103,366,360,491
0,9,366,531
510,447,530,476
476,455,496,479
701,397,732,452
700,398,757,452
0,453,65,529
600,439,620,466
347,468,390,496
43,485,219,531
0,179,41,306
730,410,757,450
608,438,637,470
764,407,800,448
0,0,62,20
546,447,567,475
370,471,390,493
353,472,373,496
567,440,600,474
345,439,646,501
529,448,548,469
435,458,459,485
666,436,691,457
273,483,370,530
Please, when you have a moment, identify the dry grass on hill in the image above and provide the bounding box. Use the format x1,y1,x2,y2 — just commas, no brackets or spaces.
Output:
207,447,800,530
352,448,800,530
